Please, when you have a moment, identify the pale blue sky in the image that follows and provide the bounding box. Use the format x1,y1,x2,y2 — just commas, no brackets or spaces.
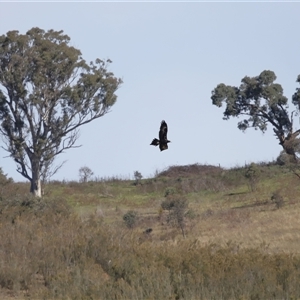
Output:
1,2,300,181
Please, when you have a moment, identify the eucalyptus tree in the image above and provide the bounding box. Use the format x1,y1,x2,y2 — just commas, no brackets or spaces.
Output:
0,27,122,196
211,70,300,162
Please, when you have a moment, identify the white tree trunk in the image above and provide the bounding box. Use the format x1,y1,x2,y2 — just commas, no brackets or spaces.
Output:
30,178,42,197
30,159,42,197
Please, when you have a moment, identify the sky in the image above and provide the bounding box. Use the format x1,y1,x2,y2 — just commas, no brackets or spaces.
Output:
0,2,300,182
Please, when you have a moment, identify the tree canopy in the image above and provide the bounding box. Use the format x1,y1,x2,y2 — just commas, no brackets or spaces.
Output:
211,70,300,162
0,27,122,196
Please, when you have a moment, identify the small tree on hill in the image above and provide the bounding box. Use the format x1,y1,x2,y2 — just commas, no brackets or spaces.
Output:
162,195,188,238
133,170,142,185
79,166,94,183
0,28,122,196
244,163,260,192
168,198,188,238
211,70,300,163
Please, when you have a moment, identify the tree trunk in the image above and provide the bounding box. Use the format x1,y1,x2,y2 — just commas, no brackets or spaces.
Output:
30,177,42,197
180,224,186,238
275,128,299,164
30,158,42,197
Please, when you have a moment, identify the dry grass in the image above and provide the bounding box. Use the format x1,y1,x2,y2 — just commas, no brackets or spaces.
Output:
1,163,300,298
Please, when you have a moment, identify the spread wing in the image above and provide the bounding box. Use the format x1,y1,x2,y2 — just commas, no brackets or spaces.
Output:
159,120,168,142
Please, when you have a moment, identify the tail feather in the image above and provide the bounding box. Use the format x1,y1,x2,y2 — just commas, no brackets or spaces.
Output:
150,138,160,146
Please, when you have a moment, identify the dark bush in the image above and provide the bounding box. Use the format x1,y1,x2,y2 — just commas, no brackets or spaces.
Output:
161,198,176,211
271,191,284,209
245,163,260,192
123,210,138,228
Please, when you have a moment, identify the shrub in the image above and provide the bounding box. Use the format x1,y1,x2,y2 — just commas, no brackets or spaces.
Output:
161,197,176,211
164,187,176,197
245,163,260,192
123,210,138,228
0,167,13,184
133,170,143,185
167,197,188,238
271,191,284,209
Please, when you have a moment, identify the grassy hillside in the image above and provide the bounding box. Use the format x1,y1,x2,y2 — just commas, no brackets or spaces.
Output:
1,162,300,299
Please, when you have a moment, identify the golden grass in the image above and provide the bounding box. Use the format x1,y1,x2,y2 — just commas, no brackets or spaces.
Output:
2,163,300,298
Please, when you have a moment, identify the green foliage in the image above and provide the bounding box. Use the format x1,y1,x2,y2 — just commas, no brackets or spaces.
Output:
292,74,300,109
211,70,300,161
123,210,138,228
0,27,122,195
211,70,288,130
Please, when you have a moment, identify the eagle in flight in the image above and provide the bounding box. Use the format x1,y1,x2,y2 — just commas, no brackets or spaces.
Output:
150,120,171,151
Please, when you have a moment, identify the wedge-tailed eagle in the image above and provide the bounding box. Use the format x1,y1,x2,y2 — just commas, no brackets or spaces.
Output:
150,120,171,151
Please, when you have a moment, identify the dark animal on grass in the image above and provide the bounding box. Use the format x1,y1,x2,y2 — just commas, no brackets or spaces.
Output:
144,228,153,234
150,120,171,151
